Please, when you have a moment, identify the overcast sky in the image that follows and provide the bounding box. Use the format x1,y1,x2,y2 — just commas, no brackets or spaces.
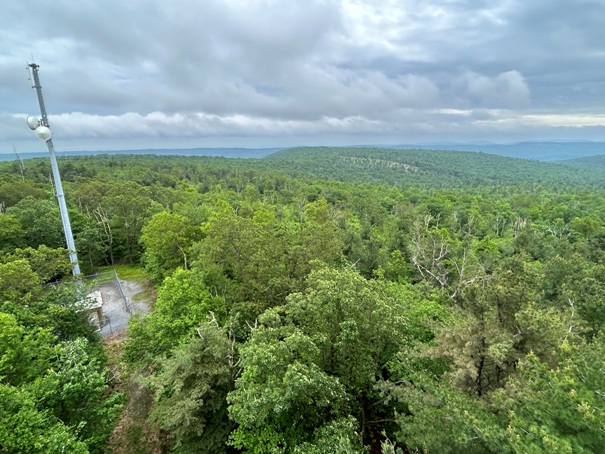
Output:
2,0,605,153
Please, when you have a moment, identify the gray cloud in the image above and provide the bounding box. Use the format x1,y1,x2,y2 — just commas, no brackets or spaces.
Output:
1,0,605,152
457,70,531,109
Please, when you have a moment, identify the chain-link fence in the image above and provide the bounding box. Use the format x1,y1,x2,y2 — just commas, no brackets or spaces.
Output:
83,270,139,337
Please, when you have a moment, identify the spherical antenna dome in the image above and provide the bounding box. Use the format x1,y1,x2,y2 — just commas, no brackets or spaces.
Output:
27,116,40,130
35,126,52,141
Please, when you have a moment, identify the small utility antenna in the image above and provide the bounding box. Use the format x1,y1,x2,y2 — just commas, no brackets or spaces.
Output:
26,61,34,88
13,145,25,181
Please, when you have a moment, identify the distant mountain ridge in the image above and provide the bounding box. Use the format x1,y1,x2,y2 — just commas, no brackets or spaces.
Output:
3,144,605,188
382,141,605,162
263,146,605,187
0,147,282,162
2,141,605,163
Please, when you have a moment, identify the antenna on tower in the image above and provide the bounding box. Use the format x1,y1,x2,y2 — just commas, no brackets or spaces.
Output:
26,61,35,88
25,62,81,277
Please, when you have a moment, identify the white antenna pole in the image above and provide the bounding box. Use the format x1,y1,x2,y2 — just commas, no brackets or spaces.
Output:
28,63,81,277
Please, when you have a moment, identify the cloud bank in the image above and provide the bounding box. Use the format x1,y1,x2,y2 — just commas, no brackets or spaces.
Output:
2,0,605,151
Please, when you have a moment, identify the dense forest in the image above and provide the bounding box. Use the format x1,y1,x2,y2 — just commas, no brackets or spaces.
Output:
1,146,605,453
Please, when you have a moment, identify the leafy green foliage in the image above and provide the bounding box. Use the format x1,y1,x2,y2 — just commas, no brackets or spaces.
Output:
126,268,223,364
31,338,123,451
228,266,430,452
6,197,64,249
498,336,605,453
0,244,123,452
0,259,43,302
190,198,344,318
0,312,55,386
0,179,47,208
4,245,71,282
3,148,605,452
228,324,353,453
0,383,89,454
140,211,197,283
147,322,237,453
0,213,25,254
0,313,121,452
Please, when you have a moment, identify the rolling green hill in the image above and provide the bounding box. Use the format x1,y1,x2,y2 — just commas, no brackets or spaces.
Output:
262,146,604,187
4,146,604,190
560,153,605,170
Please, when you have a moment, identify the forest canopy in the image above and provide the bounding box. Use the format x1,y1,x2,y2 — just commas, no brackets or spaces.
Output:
1,146,604,453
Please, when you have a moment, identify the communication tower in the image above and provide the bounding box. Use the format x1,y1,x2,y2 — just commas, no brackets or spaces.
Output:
26,63,81,277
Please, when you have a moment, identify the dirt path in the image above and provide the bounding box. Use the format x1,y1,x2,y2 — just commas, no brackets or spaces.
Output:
102,279,165,454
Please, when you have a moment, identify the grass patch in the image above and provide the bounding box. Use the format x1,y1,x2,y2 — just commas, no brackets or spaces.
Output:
84,270,116,285
110,264,150,284
87,264,151,286
87,265,149,283
133,287,154,303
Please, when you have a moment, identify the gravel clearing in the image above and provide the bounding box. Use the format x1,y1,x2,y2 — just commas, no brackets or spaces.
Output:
94,279,151,337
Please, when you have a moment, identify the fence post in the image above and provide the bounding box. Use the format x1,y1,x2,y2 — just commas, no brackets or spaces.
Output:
114,269,133,315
